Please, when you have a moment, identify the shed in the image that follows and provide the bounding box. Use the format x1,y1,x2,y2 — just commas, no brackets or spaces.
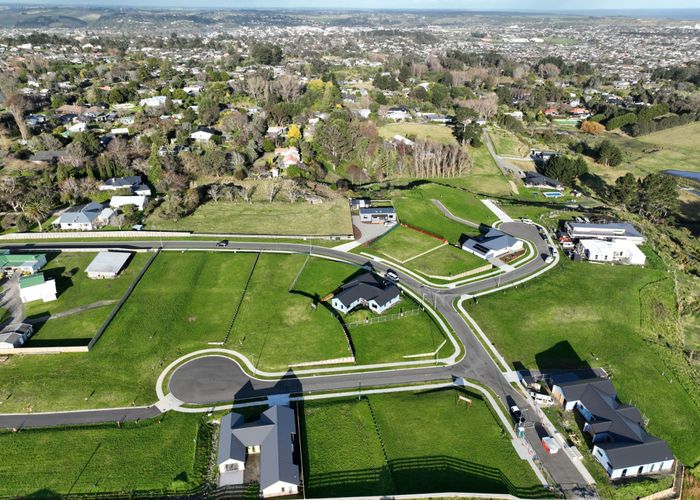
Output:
85,252,131,279
19,273,57,303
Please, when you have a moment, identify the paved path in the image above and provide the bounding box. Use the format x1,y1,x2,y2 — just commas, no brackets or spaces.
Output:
481,199,514,223
483,130,524,178
0,274,23,328
431,200,480,228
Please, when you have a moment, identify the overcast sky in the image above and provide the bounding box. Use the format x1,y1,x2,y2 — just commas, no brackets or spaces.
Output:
2,0,699,10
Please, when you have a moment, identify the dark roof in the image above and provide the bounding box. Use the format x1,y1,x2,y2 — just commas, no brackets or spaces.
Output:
524,171,563,188
359,207,395,215
218,406,299,490
102,176,142,189
334,273,399,309
30,150,71,163
557,378,674,469
469,227,519,252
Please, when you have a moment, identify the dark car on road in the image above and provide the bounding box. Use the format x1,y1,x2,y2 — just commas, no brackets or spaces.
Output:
216,240,229,247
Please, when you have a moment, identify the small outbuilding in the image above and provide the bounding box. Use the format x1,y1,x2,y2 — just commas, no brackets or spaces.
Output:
19,273,57,303
85,251,132,279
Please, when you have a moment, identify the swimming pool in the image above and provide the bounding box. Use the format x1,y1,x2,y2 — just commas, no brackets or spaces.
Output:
543,191,563,198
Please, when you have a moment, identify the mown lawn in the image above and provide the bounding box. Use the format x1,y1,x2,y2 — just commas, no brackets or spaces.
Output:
365,225,444,262
378,123,458,145
228,254,351,370
302,389,546,498
293,256,451,364
407,244,488,278
392,184,490,243
25,305,113,347
346,294,447,364
22,252,149,345
23,252,148,318
0,252,255,412
0,414,207,497
147,198,352,236
465,257,700,467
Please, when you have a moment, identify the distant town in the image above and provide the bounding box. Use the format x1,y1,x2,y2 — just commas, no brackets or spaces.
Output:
0,5,698,500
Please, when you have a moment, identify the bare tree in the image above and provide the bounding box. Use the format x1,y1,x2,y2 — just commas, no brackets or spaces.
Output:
538,63,561,79
0,73,31,141
222,185,237,202
275,75,302,103
240,185,256,203
464,94,498,120
208,184,222,203
284,181,302,203
265,180,281,203
246,74,269,102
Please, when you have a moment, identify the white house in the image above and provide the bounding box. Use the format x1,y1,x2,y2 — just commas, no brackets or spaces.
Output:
139,96,167,108
19,273,57,303
217,406,300,497
359,207,397,224
565,222,645,244
552,377,674,480
190,129,216,143
67,122,87,134
274,147,301,169
461,228,523,260
385,107,410,121
577,239,646,266
53,202,104,231
330,273,401,315
110,195,148,211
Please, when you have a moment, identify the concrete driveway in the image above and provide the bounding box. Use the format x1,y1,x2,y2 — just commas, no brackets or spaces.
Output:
0,273,24,328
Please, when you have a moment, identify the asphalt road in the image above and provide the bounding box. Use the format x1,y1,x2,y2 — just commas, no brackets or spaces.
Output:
0,226,592,491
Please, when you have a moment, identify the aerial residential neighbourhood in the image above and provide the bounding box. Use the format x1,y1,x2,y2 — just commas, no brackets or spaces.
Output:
0,1,699,499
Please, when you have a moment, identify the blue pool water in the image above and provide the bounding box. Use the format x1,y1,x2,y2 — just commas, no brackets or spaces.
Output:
543,192,563,198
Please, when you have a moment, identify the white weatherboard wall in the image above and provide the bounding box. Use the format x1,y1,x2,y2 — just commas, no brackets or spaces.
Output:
19,280,57,303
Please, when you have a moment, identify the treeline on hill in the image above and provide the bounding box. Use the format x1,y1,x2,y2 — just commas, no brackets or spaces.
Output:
590,96,700,137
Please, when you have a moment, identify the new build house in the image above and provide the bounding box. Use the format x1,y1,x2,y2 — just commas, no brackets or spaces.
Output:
565,222,645,244
359,207,397,224
19,273,57,303
566,222,646,265
577,239,647,266
217,406,300,497
330,273,401,315
552,377,674,479
461,227,523,260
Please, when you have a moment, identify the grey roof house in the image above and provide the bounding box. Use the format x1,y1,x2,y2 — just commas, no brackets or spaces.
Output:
461,227,524,260
217,406,300,497
85,251,131,279
330,273,400,315
523,171,564,190
552,377,674,479
52,202,105,231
